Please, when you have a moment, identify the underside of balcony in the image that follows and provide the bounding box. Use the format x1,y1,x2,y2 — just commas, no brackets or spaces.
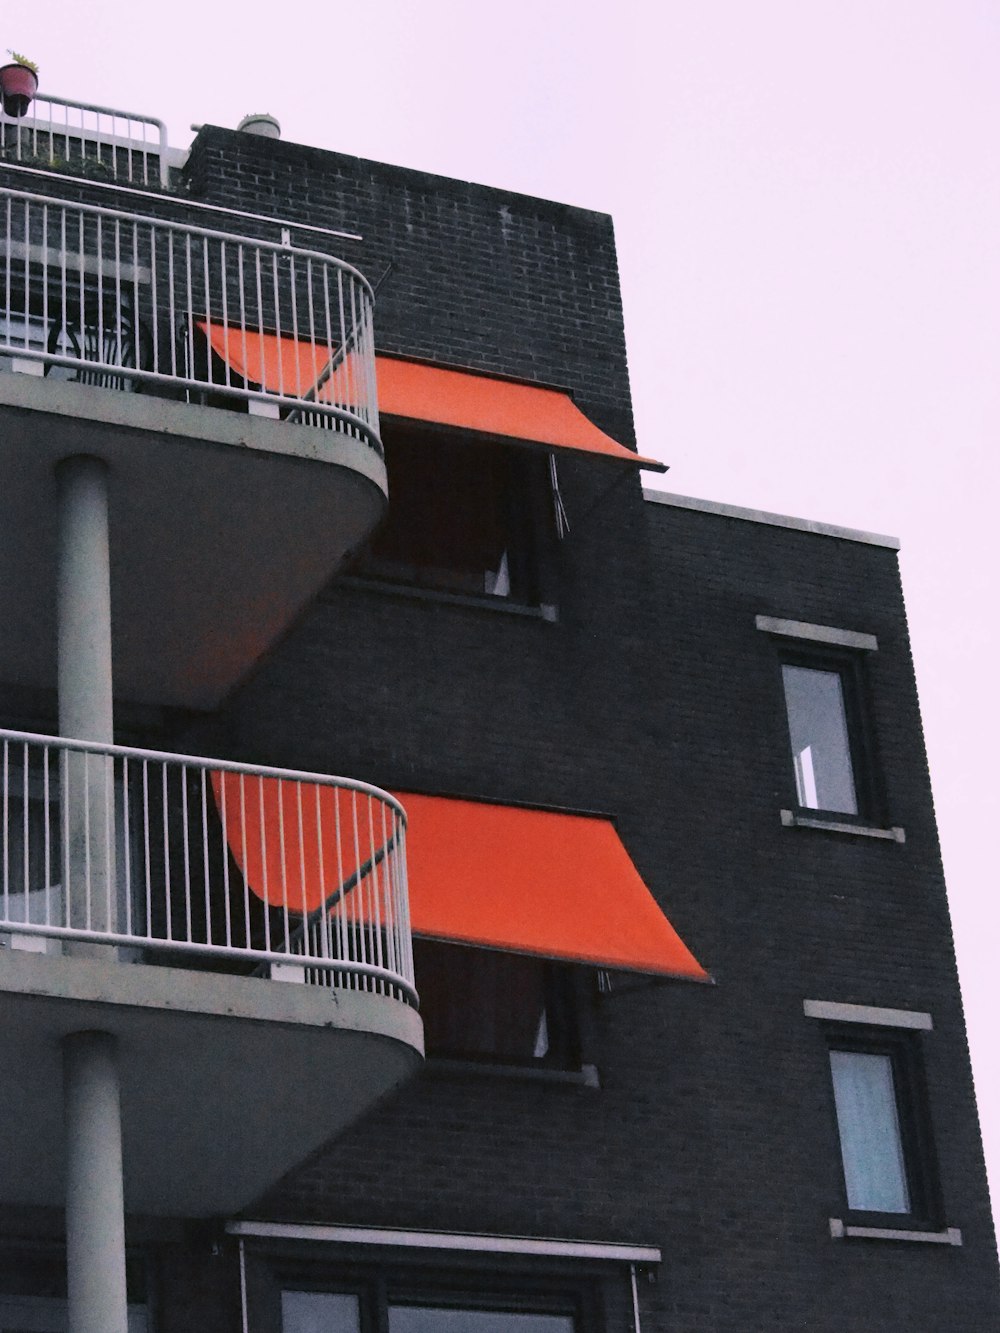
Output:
0,948,422,1217
0,371,386,709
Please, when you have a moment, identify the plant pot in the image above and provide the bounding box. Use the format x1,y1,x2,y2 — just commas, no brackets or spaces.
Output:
0,63,38,118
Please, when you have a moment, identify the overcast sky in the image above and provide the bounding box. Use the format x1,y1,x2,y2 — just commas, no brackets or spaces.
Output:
8,1,999,1228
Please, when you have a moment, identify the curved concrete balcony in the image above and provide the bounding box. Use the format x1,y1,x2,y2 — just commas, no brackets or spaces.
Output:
0,730,422,1216
0,184,387,708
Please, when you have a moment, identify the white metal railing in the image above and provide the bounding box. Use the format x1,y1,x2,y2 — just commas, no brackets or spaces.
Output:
0,186,381,449
0,730,415,1006
0,93,169,187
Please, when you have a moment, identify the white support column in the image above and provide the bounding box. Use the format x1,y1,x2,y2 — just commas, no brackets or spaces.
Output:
56,456,117,940
57,461,129,1333
56,455,114,745
63,1031,129,1333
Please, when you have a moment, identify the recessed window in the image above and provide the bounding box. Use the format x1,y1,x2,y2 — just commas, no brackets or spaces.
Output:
355,428,547,605
282,1290,580,1333
283,1290,361,1333
781,664,858,814
413,939,578,1069
825,1029,941,1226
777,648,880,819
829,1049,910,1212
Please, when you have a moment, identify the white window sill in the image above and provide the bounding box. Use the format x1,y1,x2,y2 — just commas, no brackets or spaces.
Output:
829,1218,961,1245
780,810,905,843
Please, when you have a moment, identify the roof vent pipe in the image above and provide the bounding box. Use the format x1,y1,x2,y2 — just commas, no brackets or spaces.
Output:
237,113,280,139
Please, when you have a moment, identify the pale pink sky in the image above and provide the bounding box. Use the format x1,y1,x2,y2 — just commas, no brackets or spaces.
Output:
9,1,999,1229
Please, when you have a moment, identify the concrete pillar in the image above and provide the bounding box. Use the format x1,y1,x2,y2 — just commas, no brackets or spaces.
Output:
56,456,116,940
63,1031,129,1333
56,455,113,745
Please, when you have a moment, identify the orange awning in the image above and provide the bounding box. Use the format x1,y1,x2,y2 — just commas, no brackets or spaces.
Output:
212,776,707,981
196,321,665,471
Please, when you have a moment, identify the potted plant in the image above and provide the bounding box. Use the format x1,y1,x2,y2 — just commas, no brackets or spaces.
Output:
0,52,38,118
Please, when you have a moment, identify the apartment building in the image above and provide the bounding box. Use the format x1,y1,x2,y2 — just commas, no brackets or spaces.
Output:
0,84,996,1332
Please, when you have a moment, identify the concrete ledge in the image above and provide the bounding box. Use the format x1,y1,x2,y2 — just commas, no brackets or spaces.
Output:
0,371,385,475
804,1000,933,1031
425,1058,600,1088
829,1218,961,1245
755,615,878,652
780,810,905,842
644,489,900,550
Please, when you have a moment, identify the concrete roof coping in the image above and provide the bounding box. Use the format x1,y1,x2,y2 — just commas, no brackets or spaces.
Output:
643,489,900,550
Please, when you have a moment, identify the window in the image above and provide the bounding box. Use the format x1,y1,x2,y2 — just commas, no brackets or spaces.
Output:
354,426,549,605
283,1290,362,1332
779,649,878,819
825,1028,941,1227
282,1294,576,1333
412,939,579,1070
243,1227,625,1333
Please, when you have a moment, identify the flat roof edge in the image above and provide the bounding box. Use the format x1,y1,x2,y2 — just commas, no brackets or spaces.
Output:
642,489,900,550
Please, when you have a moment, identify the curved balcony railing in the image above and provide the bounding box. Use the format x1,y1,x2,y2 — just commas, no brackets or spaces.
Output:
0,730,415,1007
0,185,382,452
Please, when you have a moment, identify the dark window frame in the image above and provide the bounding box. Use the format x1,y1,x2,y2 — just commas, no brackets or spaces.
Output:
823,1024,943,1232
352,422,555,609
412,938,583,1073
262,1248,611,1333
777,642,884,825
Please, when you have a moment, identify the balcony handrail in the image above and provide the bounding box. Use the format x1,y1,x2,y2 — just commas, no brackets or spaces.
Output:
0,727,405,808
1,92,170,186
0,185,375,295
0,158,365,245
0,728,415,1006
0,184,381,449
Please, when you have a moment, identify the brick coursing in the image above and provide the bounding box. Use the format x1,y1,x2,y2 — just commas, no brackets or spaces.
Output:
180,127,999,1329
3,127,996,1330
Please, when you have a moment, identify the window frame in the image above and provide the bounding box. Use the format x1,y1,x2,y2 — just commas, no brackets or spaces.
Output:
776,641,884,825
352,421,556,610
412,938,583,1074
823,1023,943,1232
263,1250,611,1333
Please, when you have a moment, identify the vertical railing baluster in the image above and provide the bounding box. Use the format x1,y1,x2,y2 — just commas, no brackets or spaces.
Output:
181,763,192,942
201,767,212,946
161,762,171,942
142,760,152,942
2,739,8,922
122,755,132,937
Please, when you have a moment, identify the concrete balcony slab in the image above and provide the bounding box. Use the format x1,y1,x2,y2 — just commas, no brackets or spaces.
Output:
0,373,387,709
0,947,422,1217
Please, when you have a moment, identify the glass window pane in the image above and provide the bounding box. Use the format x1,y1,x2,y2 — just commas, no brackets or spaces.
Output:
389,1309,574,1333
829,1050,910,1213
282,1290,361,1333
781,665,858,814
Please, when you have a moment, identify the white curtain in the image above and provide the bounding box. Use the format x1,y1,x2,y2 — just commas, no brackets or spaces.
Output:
829,1049,910,1213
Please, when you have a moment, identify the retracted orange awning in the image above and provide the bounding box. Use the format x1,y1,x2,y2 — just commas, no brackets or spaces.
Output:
211,775,707,981
196,321,665,471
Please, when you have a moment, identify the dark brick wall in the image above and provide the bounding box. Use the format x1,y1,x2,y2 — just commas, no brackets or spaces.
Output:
174,130,1000,1328
213,487,998,1330
181,127,636,449
3,131,996,1329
